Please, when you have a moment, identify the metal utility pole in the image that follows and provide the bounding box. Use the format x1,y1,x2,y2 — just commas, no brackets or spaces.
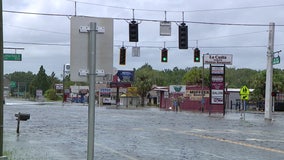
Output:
87,22,97,160
264,22,275,120
0,0,4,158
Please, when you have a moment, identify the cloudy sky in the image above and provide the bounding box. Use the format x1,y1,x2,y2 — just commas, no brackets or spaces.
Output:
3,0,284,78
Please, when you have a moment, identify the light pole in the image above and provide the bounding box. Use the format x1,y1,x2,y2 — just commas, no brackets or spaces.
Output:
264,22,275,120
201,53,209,112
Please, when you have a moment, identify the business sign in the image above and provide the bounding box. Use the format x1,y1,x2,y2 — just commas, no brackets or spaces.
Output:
210,65,225,105
211,89,224,104
55,84,63,90
211,75,224,82
100,88,111,94
116,70,134,82
169,85,186,93
204,54,233,65
211,66,225,74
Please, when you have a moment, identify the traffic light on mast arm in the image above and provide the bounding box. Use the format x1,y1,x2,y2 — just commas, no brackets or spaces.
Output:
194,48,200,62
119,47,126,65
161,48,168,62
129,21,138,42
178,23,188,49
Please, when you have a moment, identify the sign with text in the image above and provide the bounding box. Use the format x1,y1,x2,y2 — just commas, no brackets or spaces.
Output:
273,56,280,65
211,89,224,104
4,53,22,61
210,65,225,105
204,54,233,65
100,88,111,94
116,70,134,82
169,85,186,93
211,66,225,74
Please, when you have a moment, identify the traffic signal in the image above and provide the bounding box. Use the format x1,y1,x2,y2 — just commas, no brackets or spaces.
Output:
161,48,168,62
119,47,126,65
129,21,138,42
194,48,200,62
178,23,188,49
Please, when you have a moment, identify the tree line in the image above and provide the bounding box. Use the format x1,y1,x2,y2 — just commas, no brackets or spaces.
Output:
4,64,284,102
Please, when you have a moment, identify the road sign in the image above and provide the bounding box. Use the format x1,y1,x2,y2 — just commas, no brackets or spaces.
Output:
4,53,22,61
273,56,280,65
240,85,250,95
240,85,250,100
241,94,249,100
10,81,16,88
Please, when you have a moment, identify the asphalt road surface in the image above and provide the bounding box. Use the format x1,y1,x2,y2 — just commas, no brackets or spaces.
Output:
4,99,284,160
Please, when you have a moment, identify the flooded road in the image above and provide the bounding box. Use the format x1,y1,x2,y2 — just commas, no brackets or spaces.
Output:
4,99,284,159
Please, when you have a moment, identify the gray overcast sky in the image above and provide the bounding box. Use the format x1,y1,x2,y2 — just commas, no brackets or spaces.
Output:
3,0,284,78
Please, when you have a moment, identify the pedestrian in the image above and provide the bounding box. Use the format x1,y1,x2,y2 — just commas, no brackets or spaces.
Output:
173,100,178,112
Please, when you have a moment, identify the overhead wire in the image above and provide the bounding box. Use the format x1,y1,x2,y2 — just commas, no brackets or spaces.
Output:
4,24,69,35
71,0,284,13
4,9,284,26
3,2,284,49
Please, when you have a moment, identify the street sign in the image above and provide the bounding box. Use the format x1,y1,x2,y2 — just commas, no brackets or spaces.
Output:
10,81,16,88
273,56,280,65
241,94,249,100
240,85,250,95
240,85,250,100
4,53,22,61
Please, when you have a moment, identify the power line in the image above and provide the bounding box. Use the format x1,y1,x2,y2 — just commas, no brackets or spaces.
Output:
113,44,268,49
3,10,73,17
3,41,271,49
72,1,284,13
4,41,69,46
4,9,284,27
4,24,69,35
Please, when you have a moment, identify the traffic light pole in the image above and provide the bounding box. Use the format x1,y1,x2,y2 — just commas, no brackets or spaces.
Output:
87,22,97,160
264,22,275,120
0,0,4,159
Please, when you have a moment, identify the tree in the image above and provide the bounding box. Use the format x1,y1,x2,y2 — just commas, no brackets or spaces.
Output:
29,66,50,97
48,72,60,89
134,64,155,106
251,70,266,101
225,68,258,88
182,67,209,85
162,67,189,85
5,71,35,97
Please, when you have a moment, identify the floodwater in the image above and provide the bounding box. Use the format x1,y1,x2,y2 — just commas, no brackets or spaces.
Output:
3,99,284,160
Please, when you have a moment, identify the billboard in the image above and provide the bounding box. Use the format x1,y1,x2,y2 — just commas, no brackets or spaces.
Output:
70,16,113,82
115,70,134,82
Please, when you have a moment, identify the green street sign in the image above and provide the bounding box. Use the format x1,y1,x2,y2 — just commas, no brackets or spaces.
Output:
4,53,22,61
273,56,280,65
10,81,16,88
